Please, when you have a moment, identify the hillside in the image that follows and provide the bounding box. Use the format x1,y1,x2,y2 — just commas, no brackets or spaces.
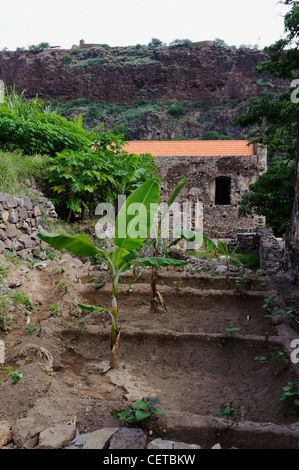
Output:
0,44,289,140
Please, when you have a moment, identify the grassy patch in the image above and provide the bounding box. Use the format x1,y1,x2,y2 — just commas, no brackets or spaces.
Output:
0,150,47,196
231,249,260,271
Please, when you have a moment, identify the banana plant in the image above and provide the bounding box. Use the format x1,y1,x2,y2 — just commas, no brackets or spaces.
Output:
37,179,188,369
216,240,239,290
144,177,204,312
38,180,159,368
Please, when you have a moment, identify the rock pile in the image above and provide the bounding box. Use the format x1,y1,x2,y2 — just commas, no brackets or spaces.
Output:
0,193,57,259
0,418,223,449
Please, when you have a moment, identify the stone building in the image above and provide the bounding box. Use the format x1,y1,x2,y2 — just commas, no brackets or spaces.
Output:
123,140,267,239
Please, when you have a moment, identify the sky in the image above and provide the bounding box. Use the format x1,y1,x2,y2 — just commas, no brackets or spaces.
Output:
0,0,290,51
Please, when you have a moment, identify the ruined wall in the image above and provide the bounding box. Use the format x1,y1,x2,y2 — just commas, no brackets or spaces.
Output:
155,146,267,238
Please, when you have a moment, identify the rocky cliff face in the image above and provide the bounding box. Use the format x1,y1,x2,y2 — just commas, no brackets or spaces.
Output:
0,44,288,139
0,45,284,103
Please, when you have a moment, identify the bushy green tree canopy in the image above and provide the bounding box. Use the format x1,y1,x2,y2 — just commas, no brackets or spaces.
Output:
234,0,299,234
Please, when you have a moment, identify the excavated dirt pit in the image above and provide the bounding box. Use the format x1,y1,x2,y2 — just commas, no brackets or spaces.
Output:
0,258,298,449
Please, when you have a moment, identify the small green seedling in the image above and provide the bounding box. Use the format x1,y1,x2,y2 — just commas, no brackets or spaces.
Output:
11,371,25,383
173,280,182,291
58,281,68,294
27,326,39,335
280,379,299,406
220,406,235,418
50,304,60,316
255,345,289,365
220,321,240,340
112,397,166,423
0,366,13,379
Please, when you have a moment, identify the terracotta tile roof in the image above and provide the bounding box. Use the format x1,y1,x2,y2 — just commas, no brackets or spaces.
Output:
122,140,254,157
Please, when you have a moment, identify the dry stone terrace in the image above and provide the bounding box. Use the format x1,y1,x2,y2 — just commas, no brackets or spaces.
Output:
0,192,57,258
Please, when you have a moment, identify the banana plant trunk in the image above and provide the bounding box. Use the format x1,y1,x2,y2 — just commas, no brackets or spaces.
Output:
110,274,120,368
150,244,158,313
226,260,230,290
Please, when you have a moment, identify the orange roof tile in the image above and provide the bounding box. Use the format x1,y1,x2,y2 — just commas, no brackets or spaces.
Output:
122,140,254,157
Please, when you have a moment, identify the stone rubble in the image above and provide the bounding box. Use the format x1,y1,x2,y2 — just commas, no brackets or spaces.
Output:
0,418,222,449
0,192,58,259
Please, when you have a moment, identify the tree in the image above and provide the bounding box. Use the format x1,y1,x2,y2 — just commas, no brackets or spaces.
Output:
147,38,165,48
233,0,299,235
169,39,193,48
238,162,295,236
212,38,229,48
28,42,50,54
201,131,220,140
28,42,50,53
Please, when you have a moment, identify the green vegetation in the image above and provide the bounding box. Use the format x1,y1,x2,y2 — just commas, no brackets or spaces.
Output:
0,89,89,156
0,90,160,222
280,379,299,407
186,246,260,272
234,0,299,236
37,179,198,367
220,321,240,340
112,397,166,423
28,42,50,53
0,149,47,196
238,161,295,236
11,371,25,383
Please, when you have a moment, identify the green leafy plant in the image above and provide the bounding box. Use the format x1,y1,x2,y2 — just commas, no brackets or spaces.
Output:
235,274,252,297
58,281,68,294
50,304,60,316
216,240,239,290
144,178,199,312
0,89,90,157
38,180,159,368
173,280,182,291
220,321,240,341
112,397,166,423
27,326,39,334
220,406,235,418
11,291,35,314
0,311,12,331
46,131,159,221
262,295,281,318
280,379,299,407
11,371,25,383
255,345,289,364
0,366,13,379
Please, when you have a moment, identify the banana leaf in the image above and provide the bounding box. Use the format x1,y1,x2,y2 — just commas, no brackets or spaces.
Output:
37,232,101,257
136,257,188,267
114,179,159,252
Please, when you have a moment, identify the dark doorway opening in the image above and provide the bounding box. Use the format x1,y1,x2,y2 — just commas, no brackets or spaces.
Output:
215,177,231,205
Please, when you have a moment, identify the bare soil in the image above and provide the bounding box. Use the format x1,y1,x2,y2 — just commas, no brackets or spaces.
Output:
0,255,298,449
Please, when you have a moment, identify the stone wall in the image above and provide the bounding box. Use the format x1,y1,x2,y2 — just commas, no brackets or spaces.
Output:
233,227,283,275
0,193,57,258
